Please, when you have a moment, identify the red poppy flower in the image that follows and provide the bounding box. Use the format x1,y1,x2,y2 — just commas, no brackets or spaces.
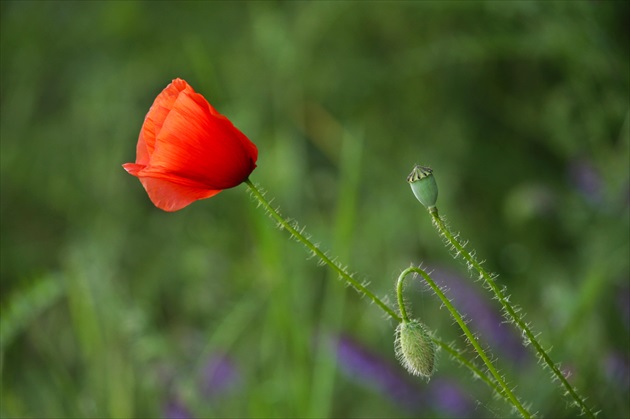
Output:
123,78,258,212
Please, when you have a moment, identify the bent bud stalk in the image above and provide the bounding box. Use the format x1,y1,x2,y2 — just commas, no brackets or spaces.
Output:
396,266,531,417
395,266,436,380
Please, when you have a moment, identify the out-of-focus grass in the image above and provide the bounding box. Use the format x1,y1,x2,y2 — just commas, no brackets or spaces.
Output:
1,1,628,418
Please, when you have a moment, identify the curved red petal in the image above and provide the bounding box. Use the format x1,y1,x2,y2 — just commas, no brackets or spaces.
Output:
190,91,258,168
148,88,257,189
138,175,222,212
138,79,192,162
134,130,151,166
122,162,145,176
240,130,258,165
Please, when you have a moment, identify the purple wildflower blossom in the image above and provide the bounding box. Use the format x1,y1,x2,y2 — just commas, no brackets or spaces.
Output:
568,159,603,204
604,351,630,390
199,352,240,398
333,334,475,416
163,398,193,419
429,378,474,417
334,334,424,411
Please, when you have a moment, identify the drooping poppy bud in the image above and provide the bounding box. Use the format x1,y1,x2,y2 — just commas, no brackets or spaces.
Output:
395,319,436,380
407,165,438,209
123,78,258,212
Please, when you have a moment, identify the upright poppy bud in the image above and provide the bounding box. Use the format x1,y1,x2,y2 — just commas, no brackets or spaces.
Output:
123,78,258,212
407,165,438,210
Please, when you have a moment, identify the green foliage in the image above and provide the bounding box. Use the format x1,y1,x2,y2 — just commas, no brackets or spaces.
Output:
1,1,628,418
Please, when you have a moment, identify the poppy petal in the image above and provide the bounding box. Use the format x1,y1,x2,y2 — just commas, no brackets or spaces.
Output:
149,89,256,189
134,130,151,167
140,79,193,160
138,176,222,212
122,162,145,176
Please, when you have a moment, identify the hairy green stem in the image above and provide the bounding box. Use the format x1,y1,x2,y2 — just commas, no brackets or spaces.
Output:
245,178,536,412
396,269,411,323
245,179,401,322
434,338,504,399
398,266,531,418
429,207,597,418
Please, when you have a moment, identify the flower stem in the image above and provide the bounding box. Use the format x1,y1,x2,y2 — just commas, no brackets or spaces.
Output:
396,269,411,323
398,266,532,418
245,178,535,410
244,179,401,322
434,338,504,401
429,207,597,418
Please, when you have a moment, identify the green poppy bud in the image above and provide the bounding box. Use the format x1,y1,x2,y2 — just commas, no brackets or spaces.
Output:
395,319,436,379
407,165,438,209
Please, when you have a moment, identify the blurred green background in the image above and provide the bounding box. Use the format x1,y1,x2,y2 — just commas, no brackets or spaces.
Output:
1,1,628,418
